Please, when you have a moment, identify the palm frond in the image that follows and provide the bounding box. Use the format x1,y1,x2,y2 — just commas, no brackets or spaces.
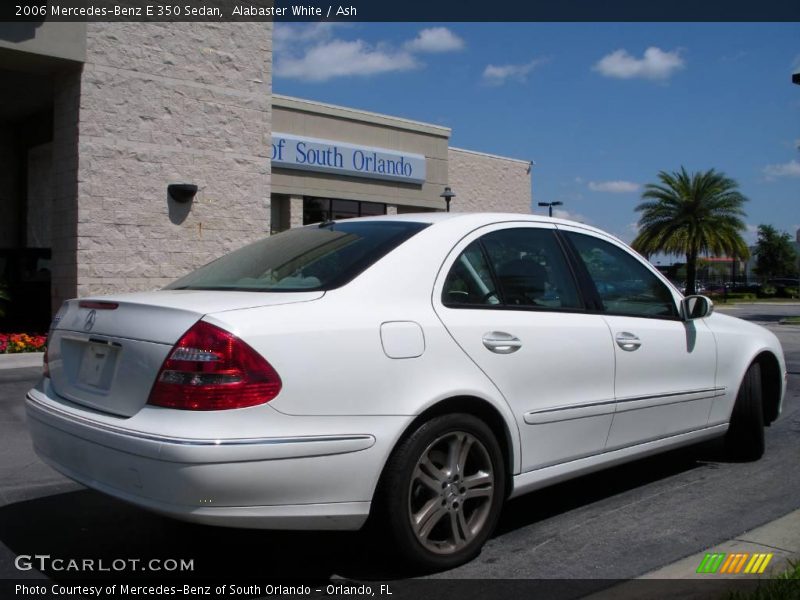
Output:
631,167,750,292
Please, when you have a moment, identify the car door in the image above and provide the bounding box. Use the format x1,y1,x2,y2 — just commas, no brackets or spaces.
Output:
433,223,616,472
559,226,719,450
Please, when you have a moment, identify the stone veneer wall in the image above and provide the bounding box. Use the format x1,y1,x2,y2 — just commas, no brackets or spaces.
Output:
447,147,531,214
52,23,272,308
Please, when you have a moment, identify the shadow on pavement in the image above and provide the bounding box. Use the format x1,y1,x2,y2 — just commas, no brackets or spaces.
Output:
0,439,733,582
0,489,412,582
495,440,725,535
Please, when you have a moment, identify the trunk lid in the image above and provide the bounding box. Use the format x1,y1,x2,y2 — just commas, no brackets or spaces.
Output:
47,290,323,417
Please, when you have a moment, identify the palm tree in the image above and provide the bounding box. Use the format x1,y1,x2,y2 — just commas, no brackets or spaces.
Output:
632,167,749,296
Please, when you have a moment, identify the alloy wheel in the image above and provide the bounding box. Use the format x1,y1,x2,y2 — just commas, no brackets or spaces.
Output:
407,431,495,554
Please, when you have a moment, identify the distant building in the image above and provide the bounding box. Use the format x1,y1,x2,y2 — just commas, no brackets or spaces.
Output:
0,23,531,331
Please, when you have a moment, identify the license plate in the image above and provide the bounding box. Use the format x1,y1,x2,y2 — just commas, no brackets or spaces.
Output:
77,343,118,390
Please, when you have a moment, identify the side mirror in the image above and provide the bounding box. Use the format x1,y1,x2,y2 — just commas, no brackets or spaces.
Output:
682,295,714,321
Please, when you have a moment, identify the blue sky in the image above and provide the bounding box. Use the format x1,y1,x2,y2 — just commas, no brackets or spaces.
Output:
273,22,800,250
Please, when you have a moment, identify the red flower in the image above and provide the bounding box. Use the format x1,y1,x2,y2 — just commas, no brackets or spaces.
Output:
0,332,48,354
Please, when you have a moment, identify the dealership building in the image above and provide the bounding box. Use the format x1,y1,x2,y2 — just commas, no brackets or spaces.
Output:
0,23,532,331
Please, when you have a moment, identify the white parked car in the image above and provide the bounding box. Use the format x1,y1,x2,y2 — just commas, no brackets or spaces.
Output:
26,213,786,569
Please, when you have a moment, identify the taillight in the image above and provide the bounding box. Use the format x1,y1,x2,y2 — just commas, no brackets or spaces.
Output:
147,321,282,410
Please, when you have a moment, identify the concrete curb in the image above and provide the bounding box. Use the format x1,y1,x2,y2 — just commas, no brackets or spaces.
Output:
585,508,800,598
0,353,44,370
716,302,800,308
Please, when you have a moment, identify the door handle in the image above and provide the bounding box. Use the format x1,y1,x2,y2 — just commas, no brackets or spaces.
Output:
482,332,522,354
615,332,642,352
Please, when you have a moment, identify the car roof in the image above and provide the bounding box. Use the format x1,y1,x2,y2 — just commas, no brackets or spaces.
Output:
338,212,623,244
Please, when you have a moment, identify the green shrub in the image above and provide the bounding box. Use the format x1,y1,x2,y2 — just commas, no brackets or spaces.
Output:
759,285,777,298
708,292,757,303
726,561,800,599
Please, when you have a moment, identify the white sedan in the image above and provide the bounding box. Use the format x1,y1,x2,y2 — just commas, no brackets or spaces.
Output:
26,213,786,569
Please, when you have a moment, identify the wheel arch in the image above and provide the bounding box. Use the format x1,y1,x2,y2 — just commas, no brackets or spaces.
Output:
753,350,782,425
376,395,518,502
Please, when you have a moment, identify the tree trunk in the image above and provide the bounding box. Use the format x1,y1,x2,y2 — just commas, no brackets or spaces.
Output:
686,251,697,295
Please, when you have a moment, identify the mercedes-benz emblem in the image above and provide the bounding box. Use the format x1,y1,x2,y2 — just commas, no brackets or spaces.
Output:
84,309,97,331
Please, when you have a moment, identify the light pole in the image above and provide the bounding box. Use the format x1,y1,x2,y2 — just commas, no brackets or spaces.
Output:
538,201,563,217
440,186,455,212
793,74,799,295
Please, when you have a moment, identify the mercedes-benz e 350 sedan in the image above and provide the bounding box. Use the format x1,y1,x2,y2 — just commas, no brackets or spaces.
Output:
26,213,786,569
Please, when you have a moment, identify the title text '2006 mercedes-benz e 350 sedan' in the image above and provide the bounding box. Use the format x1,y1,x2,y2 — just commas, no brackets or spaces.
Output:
26,213,786,569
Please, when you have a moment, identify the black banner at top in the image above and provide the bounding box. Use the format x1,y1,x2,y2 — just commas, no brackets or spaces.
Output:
3,0,800,22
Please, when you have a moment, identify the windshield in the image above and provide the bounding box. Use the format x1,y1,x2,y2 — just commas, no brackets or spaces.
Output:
165,220,429,292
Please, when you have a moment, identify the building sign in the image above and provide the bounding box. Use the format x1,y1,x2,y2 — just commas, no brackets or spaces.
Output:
271,133,426,184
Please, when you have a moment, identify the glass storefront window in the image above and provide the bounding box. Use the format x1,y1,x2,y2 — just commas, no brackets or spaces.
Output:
303,197,387,225
331,199,359,220
360,201,385,216
304,198,329,225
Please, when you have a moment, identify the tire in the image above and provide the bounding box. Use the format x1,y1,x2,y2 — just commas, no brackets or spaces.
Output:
725,362,765,461
373,413,506,571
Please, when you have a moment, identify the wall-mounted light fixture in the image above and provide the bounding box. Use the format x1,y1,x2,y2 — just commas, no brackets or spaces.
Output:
167,183,198,203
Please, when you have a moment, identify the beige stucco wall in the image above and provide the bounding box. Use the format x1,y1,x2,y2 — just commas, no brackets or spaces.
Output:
62,23,272,302
272,95,451,211
448,147,531,214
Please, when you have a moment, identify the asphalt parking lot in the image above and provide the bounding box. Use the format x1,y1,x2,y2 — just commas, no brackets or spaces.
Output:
0,303,798,586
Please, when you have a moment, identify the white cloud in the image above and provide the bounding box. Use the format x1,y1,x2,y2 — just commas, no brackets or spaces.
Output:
273,23,341,53
275,37,418,82
744,223,760,245
274,24,467,82
482,58,548,86
588,180,640,193
552,208,590,224
613,221,642,244
593,47,685,81
721,50,748,63
763,159,800,179
404,27,464,53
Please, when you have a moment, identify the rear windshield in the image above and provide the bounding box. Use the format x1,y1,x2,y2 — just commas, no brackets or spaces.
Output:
165,221,429,292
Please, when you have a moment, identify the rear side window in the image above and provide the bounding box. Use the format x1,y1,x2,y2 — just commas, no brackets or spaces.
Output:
566,232,678,319
442,227,582,310
442,241,500,306
166,221,429,292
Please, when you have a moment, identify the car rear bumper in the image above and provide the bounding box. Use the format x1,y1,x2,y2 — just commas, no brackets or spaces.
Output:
26,386,409,530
